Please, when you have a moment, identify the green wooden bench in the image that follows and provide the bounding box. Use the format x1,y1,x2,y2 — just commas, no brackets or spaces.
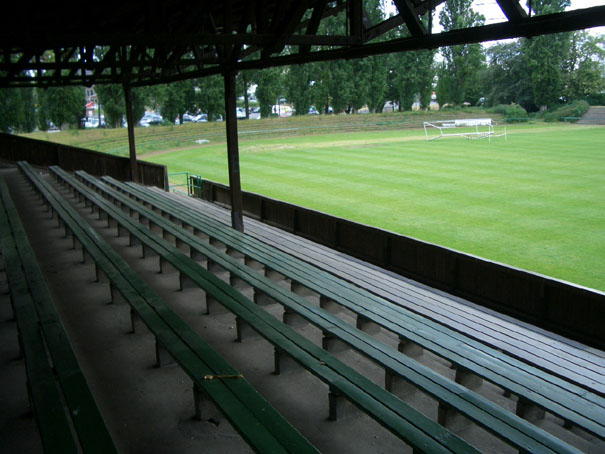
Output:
61,168,596,452
0,176,117,454
49,166,593,453
18,162,319,454
42,164,485,453
94,170,605,442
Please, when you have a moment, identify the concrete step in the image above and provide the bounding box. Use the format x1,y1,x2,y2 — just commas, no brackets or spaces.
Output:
577,106,605,125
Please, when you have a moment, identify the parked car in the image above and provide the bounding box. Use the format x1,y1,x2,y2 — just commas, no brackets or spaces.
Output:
182,113,197,123
139,112,163,127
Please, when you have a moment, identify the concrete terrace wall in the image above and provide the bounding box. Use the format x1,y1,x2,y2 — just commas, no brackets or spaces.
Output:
0,133,168,189
198,178,605,350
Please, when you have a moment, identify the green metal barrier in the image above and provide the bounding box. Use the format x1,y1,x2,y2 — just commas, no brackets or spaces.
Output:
167,172,202,197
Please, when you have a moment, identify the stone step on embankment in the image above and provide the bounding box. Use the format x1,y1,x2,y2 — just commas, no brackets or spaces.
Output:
577,106,605,125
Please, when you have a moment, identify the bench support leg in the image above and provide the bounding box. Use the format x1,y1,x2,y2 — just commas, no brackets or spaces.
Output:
110,284,125,304
207,259,228,278
283,307,308,328
189,248,206,264
226,247,245,263
273,347,299,375
322,331,349,354
437,402,452,426
319,295,342,314
329,387,360,420
516,397,545,422
193,229,209,241
193,383,204,421
265,268,290,285
454,366,483,390
398,337,423,358
209,237,226,252
244,256,264,271
291,282,319,303
253,289,277,306
356,314,381,335
204,295,230,315
95,263,108,283
179,273,197,291
175,238,190,254
155,338,176,367
162,230,176,245
129,233,141,248
385,369,416,396
229,273,250,291
236,316,261,341
130,307,145,333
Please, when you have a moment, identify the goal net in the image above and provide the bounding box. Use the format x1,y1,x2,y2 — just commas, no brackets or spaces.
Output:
423,118,506,141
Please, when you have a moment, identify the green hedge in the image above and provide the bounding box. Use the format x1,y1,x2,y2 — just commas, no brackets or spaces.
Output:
543,101,590,123
490,103,529,123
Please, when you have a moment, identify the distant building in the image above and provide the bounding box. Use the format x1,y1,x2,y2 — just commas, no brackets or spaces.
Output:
85,86,98,119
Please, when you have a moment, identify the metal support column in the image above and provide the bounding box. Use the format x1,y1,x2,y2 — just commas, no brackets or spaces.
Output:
124,84,138,182
223,70,244,232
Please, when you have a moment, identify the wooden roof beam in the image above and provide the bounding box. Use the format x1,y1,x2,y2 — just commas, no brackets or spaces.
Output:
393,0,427,36
300,1,327,54
496,0,528,23
349,0,363,39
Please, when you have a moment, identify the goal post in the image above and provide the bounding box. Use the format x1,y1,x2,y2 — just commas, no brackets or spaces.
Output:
423,118,506,141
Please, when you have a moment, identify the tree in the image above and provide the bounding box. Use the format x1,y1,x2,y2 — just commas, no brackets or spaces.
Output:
484,40,533,109
95,84,124,128
95,85,153,128
0,87,36,133
37,86,85,130
388,49,435,111
285,64,314,115
522,0,571,109
196,75,224,121
238,71,254,119
438,0,486,105
353,0,389,113
254,67,282,118
157,80,196,124
562,31,605,101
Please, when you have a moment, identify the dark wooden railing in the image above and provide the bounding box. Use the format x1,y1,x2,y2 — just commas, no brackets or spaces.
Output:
0,133,168,189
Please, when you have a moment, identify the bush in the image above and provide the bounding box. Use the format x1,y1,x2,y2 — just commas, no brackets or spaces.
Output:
543,101,590,122
491,103,528,123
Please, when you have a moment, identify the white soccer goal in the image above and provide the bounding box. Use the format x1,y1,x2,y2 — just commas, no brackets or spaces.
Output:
423,118,506,141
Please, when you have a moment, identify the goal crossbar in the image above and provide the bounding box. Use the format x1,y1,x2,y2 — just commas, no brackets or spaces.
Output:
423,118,506,141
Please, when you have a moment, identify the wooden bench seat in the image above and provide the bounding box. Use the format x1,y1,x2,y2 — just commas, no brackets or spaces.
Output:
50,166,597,453
92,170,605,443
44,164,484,453
0,176,117,454
18,162,319,454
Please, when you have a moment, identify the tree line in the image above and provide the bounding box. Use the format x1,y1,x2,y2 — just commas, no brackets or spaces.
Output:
1,0,603,133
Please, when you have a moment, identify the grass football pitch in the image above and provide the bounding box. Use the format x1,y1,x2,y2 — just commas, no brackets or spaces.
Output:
147,123,605,292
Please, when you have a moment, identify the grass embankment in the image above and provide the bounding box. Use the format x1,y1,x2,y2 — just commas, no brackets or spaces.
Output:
23,109,504,156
